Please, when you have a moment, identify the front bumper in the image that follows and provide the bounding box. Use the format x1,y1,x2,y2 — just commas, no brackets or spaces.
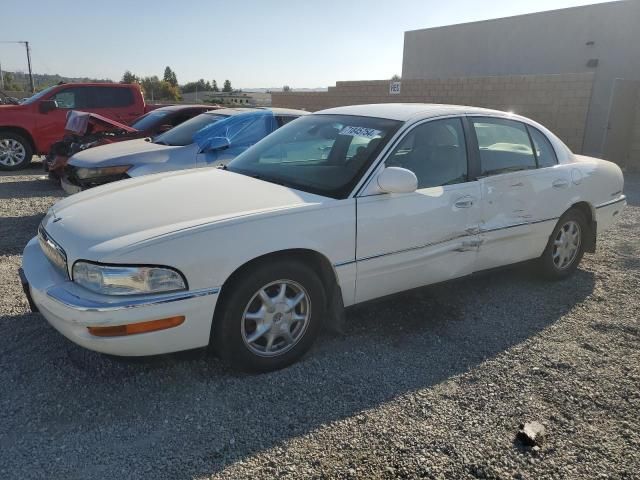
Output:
20,237,220,356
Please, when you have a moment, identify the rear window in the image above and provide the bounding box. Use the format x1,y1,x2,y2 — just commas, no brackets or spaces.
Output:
153,113,229,146
86,87,134,108
472,118,536,176
131,110,170,131
528,126,558,168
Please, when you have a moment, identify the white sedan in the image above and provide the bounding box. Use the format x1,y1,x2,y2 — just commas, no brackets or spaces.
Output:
20,104,626,372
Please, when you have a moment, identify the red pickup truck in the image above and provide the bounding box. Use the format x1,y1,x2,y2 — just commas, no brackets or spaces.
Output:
0,83,158,170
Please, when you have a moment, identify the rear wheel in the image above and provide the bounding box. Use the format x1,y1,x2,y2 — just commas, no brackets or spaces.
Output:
0,132,33,170
538,209,587,279
212,260,326,372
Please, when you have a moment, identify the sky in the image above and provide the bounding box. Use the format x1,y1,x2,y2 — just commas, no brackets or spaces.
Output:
0,0,618,89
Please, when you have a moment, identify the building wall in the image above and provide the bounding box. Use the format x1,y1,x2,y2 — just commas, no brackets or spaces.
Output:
272,72,594,152
401,1,640,157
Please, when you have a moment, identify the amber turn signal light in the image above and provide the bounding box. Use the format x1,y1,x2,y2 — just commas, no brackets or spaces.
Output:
87,316,185,337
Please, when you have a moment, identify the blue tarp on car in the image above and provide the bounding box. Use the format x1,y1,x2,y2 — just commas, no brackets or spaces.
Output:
192,110,279,160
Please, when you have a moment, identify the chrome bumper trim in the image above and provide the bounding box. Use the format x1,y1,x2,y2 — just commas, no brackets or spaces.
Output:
46,286,220,312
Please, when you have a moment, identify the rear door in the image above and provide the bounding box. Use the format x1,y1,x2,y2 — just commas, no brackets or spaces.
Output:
85,86,138,123
355,117,482,303
469,117,541,270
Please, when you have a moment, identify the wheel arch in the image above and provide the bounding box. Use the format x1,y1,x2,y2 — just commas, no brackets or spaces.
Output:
213,248,344,332
566,201,597,253
0,126,36,154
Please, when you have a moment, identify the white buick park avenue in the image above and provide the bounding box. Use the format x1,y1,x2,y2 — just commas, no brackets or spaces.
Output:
20,104,626,372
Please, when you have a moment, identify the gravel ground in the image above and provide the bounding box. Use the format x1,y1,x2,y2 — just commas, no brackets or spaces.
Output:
1,163,639,480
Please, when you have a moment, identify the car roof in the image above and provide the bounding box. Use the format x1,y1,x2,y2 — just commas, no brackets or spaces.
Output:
151,104,218,112
202,107,309,117
315,103,513,122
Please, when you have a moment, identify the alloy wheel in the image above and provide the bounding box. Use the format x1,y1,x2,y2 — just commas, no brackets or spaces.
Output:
241,279,311,357
552,220,581,270
0,138,26,167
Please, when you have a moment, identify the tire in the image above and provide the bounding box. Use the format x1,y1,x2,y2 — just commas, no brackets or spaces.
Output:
212,259,326,373
0,131,33,170
538,209,587,279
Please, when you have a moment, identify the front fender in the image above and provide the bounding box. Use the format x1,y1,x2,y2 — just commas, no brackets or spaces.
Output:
103,200,357,292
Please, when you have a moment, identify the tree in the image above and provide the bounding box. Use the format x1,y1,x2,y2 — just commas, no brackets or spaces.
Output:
140,75,180,101
212,80,219,92
391,74,401,81
163,66,178,87
181,79,212,94
222,79,232,92
282,85,291,92
121,70,139,84
2,72,21,91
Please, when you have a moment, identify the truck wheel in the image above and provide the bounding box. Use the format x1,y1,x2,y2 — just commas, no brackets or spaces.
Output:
0,132,33,170
212,259,326,372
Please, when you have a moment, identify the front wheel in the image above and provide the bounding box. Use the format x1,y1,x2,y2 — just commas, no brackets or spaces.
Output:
537,209,587,279
212,260,326,372
0,132,33,170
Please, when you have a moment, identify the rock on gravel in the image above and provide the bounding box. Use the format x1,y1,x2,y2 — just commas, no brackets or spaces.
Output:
518,421,546,447
0,165,639,480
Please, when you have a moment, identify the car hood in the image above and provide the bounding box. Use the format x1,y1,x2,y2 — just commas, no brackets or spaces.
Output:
0,104,25,113
41,168,326,263
68,138,198,168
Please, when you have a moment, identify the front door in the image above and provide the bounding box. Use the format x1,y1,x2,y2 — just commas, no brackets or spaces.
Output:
36,86,90,152
355,117,481,303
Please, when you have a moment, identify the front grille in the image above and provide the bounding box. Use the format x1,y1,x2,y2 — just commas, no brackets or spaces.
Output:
38,224,68,278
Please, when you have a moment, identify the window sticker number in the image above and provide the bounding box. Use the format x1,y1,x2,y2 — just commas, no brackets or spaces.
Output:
339,126,382,139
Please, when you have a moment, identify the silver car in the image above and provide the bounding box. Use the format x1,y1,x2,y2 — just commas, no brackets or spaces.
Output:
61,107,307,193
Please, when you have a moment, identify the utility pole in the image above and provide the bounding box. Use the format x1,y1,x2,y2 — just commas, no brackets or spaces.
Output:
0,40,35,92
25,41,34,93
0,60,4,90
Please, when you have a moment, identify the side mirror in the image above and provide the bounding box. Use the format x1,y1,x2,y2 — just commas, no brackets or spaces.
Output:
377,167,418,194
39,99,58,113
204,136,230,152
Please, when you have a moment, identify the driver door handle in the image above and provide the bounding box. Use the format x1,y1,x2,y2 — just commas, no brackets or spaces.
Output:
454,196,476,209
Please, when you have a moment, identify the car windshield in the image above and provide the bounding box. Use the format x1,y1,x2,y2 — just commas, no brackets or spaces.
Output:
130,110,170,131
153,113,228,146
226,114,402,199
21,85,58,105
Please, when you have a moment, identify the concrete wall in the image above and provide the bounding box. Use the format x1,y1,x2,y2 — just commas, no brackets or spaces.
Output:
272,72,594,152
401,1,640,157
630,89,640,171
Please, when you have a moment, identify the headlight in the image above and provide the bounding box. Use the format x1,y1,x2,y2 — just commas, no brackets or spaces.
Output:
72,262,187,296
75,165,130,180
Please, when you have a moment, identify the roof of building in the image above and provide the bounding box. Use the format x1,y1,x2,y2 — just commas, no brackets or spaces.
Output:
404,0,625,34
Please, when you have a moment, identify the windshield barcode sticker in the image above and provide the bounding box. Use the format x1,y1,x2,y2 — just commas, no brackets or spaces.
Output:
339,126,382,139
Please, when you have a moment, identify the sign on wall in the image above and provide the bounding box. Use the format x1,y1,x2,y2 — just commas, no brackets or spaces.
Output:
389,81,401,95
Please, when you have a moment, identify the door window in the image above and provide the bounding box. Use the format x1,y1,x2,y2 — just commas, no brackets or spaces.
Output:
386,118,468,188
472,118,536,176
52,87,88,109
86,87,134,108
528,126,558,167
